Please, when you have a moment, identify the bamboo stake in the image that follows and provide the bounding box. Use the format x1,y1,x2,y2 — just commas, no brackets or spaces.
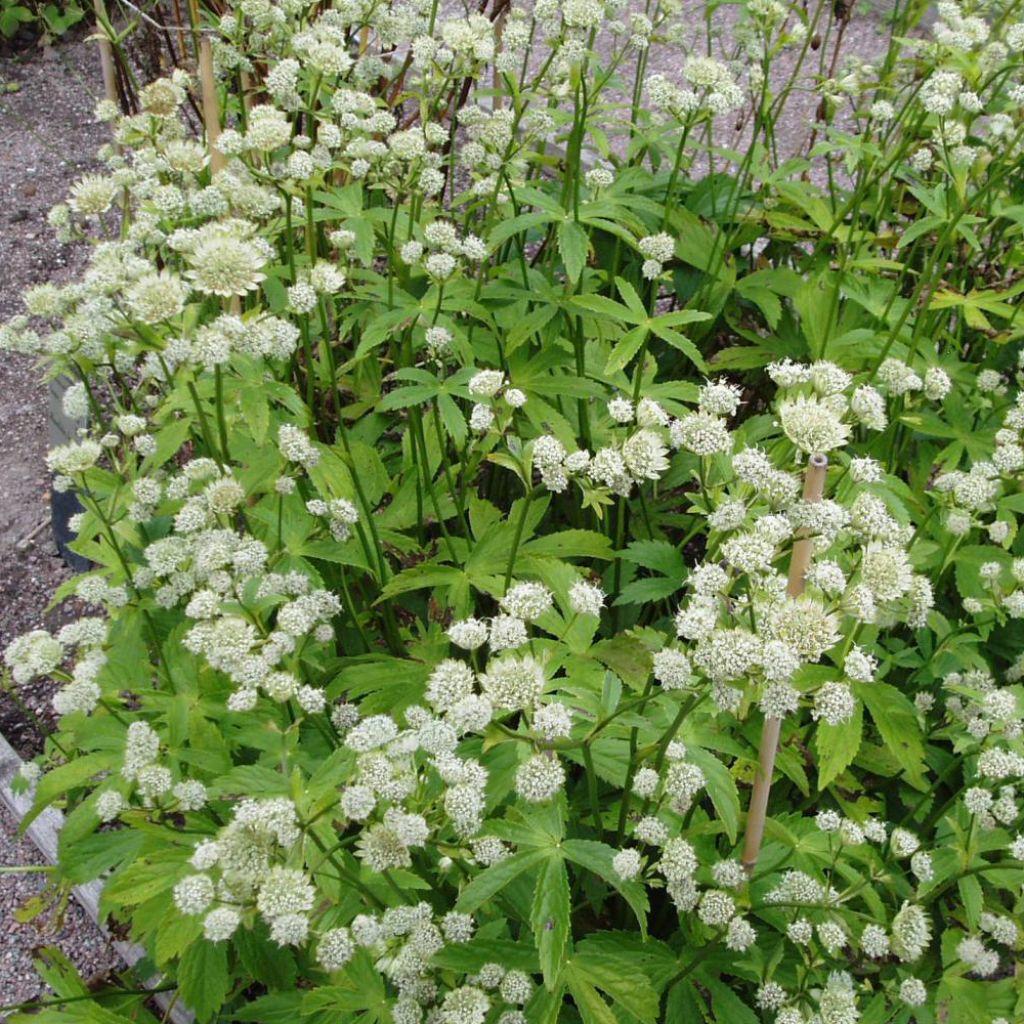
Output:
91,0,119,110
198,36,225,175
741,451,829,875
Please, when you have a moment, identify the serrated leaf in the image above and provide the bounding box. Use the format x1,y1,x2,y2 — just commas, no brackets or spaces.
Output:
688,747,740,843
532,854,570,989
815,701,863,790
559,220,589,283
649,321,707,372
26,752,116,831
520,529,613,561
568,975,618,1024
613,575,682,607
857,682,925,783
958,873,983,929
570,293,635,322
568,950,660,1024
455,848,547,913
231,993,305,1024
619,539,685,578
432,937,539,974
604,325,650,375
705,978,758,1024
561,840,649,934
178,938,230,1022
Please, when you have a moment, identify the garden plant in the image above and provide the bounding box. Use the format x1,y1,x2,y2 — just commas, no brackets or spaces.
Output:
3,0,1024,1021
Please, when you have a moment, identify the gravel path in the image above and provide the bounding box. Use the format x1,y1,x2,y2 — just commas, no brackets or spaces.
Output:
0,38,120,1014
0,803,119,1015
0,40,109,760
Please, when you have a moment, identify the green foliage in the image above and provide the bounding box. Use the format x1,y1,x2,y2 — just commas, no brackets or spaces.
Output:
3,0,1024,1021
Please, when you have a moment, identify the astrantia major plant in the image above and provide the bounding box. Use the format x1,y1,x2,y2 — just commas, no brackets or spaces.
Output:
3,0,1024,1022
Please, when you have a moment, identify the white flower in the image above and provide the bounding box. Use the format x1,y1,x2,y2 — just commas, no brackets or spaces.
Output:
447,619,489,650
501,581,553,620
608,397,635,423
612,848,642,880
468,370,505,397
515,755,565,802
204,908,241,942
779,394,850,453
569,580,605,616
534,702,573,740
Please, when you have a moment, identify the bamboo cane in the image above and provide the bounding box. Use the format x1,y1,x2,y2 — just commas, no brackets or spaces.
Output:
198,36,225,175
91,0,119,110
741,451,829,875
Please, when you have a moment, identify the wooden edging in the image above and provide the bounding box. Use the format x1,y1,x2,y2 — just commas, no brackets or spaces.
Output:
0,730,194,1024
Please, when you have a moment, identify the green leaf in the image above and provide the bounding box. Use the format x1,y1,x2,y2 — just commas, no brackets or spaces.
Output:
561,840,648,933
177,939,230,1022
520,529,613,561
379,563,465,600
649,321,707,373
235,924,298,989
558,220,589,283
525,984,566,1024
26,752,116,831
958,873,983,929
210,764,288,798
532,854,570,989
238,385,270,445
615,277,648,320
705,978,758,1024
604,325,650,375
432,937,539,974
857,682,926,783
815,701,863,790
589,636,652,690
489,210,558,247
102,855,183,907
231,993,305,1024
568,975,618,1024
620,539,685,578
455,848,547,913
568,947,660,1024
687,747,740,843
570,293,637,323
150,414,193,468
613,575,682,607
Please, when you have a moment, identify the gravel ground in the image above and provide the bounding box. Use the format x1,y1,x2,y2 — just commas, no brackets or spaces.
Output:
0,37,121,1014
0,803,119,1014
0,3,902,1009
0,39,109,760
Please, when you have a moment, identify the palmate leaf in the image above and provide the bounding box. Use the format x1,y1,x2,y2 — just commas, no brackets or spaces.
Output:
565,938,663,1024
570,281,709,374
